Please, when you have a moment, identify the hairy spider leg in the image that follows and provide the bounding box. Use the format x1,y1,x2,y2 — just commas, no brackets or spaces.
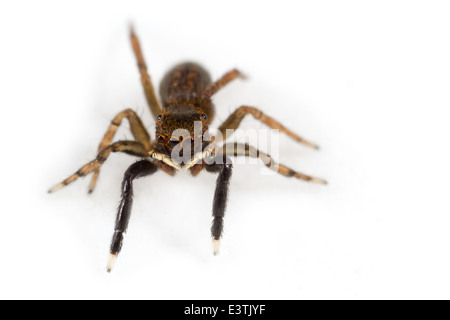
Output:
48,141,148,193
89,108,151,193
218,105,320,149
204,155,233,255
108,160,158,272
218,142,327,184
201,68,246,100
130,27,162,119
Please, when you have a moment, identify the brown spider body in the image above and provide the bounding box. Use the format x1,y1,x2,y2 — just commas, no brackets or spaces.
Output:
160,62,214,117
49,27,326,272
149,63,213,176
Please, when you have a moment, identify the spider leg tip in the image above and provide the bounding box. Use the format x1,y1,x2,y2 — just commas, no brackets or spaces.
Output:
48,183,63,194
308,142,320,150
300,140,320,150
129,22,136,33
213,239,221,256
314,178,328,185
107,253,118,273
239,72,248,80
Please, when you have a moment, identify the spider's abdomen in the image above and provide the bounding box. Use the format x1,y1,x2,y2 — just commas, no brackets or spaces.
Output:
160,62,211,104
159,62,214,121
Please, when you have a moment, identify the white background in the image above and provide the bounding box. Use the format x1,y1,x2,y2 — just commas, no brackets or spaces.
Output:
1,0,449,300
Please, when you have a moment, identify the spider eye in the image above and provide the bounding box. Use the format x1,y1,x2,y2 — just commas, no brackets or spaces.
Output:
156,135,165,143
156,114,162,121
200,113,208,120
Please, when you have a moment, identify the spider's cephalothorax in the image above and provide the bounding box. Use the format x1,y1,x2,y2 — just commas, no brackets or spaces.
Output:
49,27,327,272
154,105,209,158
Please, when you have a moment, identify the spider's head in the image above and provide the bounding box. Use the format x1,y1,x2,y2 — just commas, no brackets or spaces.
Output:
154,106,209,158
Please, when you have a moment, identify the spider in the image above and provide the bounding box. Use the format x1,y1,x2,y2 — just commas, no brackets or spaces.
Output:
49,27,327,272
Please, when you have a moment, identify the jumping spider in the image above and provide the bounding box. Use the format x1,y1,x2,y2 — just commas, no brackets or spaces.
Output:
49,27,327,272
